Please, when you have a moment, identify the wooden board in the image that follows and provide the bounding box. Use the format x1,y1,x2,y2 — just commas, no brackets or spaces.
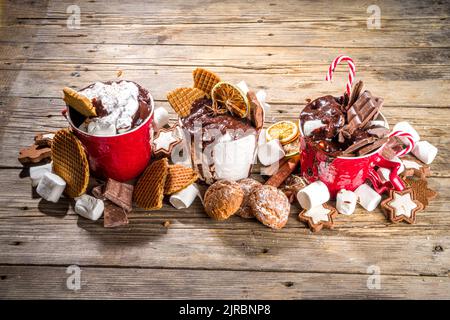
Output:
0,0,449,299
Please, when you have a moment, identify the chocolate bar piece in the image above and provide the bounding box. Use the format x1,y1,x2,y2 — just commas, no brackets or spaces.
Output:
342,137,377,155
346,80,364,109
91,184,106,200
247,91,264,130
367,126,389,138
103,178,134,212
357,137,389,156
103,202,129,228
343,91,383,135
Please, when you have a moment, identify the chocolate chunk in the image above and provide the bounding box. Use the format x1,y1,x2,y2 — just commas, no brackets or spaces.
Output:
343,91,383,134
346,80,364,109
367,126,390,138
91,184,106,200
103,202,128,228
342,137,377,155
34,132,55,148
357,137,389,156
103,178,134,212
247,91,264,130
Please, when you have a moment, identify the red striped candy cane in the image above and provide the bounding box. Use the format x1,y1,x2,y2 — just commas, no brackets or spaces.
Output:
389,130,415,157
325,55,356,96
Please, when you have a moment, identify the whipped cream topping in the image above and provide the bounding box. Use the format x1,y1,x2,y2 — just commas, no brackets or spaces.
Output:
80,81,139,135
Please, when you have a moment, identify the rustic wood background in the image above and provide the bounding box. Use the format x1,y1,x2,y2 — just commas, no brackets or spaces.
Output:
0,0,449,299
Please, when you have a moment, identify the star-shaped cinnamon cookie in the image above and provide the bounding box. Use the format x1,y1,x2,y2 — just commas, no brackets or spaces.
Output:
152,126,182,158
298,203,337,232
381,188,424,224
403,176,437,209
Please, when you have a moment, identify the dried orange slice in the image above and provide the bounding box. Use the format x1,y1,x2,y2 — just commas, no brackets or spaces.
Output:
266,121,299,145
211,82,249,118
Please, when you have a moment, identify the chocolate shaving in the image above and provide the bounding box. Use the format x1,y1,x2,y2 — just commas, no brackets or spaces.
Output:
357,137,389,156
342,91,383,135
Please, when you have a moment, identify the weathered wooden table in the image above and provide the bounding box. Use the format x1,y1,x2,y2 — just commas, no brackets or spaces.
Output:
0,0,449,299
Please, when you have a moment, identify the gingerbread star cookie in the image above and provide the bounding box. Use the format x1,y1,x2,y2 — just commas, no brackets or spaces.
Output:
18,143,52,165
401,157,431,179
403,176,437,209
152,126,182,158
381,188,424,224
298,203,337,232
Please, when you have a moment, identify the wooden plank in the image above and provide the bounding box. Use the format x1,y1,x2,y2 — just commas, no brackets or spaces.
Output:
0,169,448,277
0,67,449,107
3,0,449,26
0,265,448,299
2,43,450,67
1,19,449,48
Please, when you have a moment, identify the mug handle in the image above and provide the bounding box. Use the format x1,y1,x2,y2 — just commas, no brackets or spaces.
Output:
367,155,406,194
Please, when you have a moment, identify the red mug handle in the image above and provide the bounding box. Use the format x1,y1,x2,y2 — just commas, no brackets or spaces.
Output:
368,155,406,194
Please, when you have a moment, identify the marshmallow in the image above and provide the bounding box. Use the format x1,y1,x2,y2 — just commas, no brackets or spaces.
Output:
296,180,330,210
29,162,52,187
392,122,420,143
152,107,170,130
412,141,438,165
376,157,405,182
213,134,256,181
236,80,249,95
354,184,381,212
87,121,116,136
257,139,285,166
169,184,199,209
80,81,139,134
36,172,66,203
258,129,267,146
336,189,357,215
303,120,325,136
74,194,104,221
256,90,270,114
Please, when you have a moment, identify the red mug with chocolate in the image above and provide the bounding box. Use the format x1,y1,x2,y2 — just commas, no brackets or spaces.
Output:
299,93,405,198
64,80,154,182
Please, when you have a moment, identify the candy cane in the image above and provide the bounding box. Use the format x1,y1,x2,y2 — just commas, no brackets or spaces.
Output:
325,55,356,96
389,130,415,157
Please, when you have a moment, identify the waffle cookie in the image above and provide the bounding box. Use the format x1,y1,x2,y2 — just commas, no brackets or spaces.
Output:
133,158,169,210
193,68,221,96
167,87,205,118
51,128,90,198
164,164,198,195
63,87,97,117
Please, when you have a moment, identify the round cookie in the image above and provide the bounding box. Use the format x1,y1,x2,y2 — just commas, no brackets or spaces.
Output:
249,185,290,229
236,178,262,219
204,180,244,220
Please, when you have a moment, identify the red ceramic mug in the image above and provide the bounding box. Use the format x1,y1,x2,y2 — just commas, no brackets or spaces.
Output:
64,95,154,182
299,114,405,199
